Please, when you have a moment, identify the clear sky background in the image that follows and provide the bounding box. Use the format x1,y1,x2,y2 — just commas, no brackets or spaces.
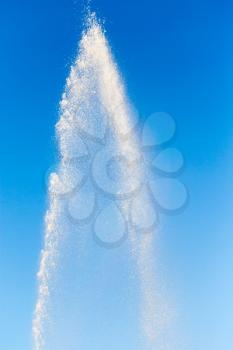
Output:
0,0,233,349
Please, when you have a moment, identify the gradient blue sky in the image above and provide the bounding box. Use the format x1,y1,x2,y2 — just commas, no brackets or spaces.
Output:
0,0,233,349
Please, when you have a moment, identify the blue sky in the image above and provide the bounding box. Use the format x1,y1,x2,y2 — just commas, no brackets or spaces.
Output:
0,0,233,349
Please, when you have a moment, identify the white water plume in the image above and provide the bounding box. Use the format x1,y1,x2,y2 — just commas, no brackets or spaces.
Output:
33,12,169,350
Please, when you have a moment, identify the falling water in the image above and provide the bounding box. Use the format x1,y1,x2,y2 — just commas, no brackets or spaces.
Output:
33,12,169,350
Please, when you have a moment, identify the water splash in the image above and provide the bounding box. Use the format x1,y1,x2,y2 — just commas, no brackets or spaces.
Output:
33,12,168,350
